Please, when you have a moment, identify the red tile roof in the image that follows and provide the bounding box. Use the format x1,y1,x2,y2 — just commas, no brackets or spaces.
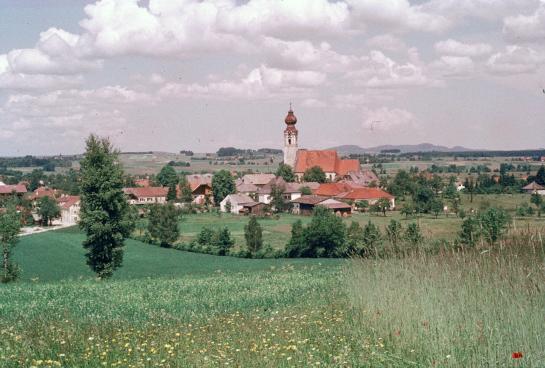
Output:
186,174,213,192
295,150,338,173
123,187,169,198
336,159,360,176
0,184,27,195
29,187,59,200
315,182,360,197
338,187,394,201
294,150,361,175
57,195,80,209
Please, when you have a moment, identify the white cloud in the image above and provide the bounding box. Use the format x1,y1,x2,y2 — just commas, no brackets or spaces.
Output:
3,86,154,143
301,98,327,108
348,50,441,89
362,106,418,132
347,0,450,32
159,65,326,100
434,39,492,57
503,2,545,42
486,45,544,75
366,34,407,52
423,0,537,22
431,56,475,77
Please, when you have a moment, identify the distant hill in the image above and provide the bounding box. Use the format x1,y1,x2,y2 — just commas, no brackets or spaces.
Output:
331,143,476,155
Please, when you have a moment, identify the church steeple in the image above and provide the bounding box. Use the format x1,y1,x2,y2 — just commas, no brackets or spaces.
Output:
283,105,298,168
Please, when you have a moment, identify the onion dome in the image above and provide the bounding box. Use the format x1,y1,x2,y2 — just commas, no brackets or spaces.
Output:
285,108,297,125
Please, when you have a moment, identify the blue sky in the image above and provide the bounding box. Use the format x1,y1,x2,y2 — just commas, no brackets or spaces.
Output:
1,0,545,155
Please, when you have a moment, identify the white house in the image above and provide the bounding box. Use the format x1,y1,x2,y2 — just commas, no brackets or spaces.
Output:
57,195,80,225
220,193,257,214
123,187,169,205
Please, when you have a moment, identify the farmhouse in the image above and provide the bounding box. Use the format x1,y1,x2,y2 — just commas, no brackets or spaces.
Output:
282,107,361,181
28,187,61,201
185,174,213,204
57,195,80,225
522,181,545,195
290,195,352,216
220,193,260,214
0,183,27,198
123,187,168,205
239,173,276,188
337,187,396,209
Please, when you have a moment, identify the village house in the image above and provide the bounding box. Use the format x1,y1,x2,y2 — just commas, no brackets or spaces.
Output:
0,183,27,198
290,195,352,216
336,187,396,209
239,173,277,188
220,193,261,214
281,107,362,181
184,174,213,204
123,187,169,205
342,170,379,187
522,181,545,195
57,195,80,225
28,187,61,202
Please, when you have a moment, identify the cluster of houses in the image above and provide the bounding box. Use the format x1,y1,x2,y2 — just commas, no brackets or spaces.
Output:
0,182,81,226
220,173,395,216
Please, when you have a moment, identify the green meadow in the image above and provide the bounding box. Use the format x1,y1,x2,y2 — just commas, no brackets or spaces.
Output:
2,217,545,367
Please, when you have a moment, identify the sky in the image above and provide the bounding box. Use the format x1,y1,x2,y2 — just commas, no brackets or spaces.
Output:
1,0,545,156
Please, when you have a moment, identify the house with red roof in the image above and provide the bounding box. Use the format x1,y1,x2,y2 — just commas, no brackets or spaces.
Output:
337,187,395,209
281,107,361,181
123,187,168,205
57,195,81,225
0,183,27,198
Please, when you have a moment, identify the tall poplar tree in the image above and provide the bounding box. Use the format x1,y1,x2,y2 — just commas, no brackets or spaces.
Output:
0,201,21,283
79,135,133,279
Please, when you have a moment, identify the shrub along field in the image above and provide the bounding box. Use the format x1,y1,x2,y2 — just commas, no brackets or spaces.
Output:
147,192,544,251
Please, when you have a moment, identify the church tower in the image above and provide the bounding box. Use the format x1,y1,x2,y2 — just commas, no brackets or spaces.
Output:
283,105,298,168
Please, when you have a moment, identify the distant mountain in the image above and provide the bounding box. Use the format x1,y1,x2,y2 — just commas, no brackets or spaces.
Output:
331,143,476,155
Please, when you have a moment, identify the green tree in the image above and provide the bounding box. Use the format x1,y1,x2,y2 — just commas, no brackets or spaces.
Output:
0,202,21,283
405,223,423,247
459,216,479,247
270,184,287,213
464,177,475,203
28,169,45,192
179,176,194,203
224,200,232,214
303,166,327,183
362,221,382,256
285,220,306,257
157,165,178,201
37,196,60,226
345,221,363,255
197,226,214,246
355,200,369,212
148,203,180,248
430,198,444,219
303,206,346,257
376,198,391,216
479,207,510,246
213,227,234,256
157,165,178,187
212,170,235,204
536,165,545,186
530,193,543,217
386,219,403,251
244,216,263,256
276,163,296,182
79,135,133,279
300,186,312,195
401,202,415,218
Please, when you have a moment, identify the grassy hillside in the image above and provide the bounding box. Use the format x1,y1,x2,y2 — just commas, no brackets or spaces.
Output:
14,227,340,282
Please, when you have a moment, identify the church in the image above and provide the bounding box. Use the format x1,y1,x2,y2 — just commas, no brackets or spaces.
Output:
283,107,361,181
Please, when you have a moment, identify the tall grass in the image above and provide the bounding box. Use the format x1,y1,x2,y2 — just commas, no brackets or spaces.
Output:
346,228,545,367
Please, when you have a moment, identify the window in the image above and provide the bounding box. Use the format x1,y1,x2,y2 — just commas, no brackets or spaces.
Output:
288,138,291,145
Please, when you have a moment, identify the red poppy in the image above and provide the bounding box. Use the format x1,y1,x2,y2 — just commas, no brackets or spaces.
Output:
512,352,523,359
